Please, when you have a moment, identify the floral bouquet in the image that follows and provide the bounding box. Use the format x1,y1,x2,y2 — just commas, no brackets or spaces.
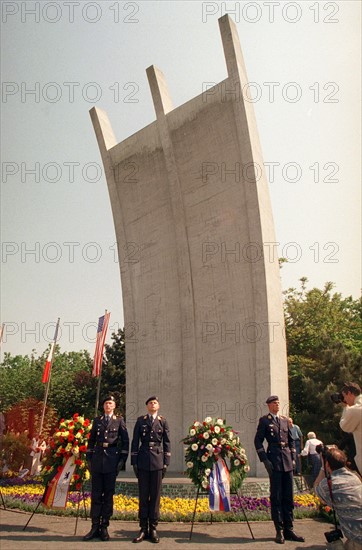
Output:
40,413,92,491
182,417,250,493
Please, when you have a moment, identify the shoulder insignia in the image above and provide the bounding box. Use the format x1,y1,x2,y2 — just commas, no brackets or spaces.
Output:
143,415,147,419
267,414,272,419
157,416,162,420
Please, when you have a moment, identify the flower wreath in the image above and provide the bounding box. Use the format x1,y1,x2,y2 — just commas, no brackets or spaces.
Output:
182,417,250,492
40,413,92,491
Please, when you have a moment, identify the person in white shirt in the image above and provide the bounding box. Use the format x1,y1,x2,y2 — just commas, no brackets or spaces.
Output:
300,432,323,482
339,382,362,476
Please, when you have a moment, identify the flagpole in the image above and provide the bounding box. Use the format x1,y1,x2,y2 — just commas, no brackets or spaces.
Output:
94,310,108,416
39,318,60,436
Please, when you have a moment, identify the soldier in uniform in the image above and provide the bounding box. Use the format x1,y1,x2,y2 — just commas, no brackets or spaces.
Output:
83,395,129,542
131,396,171,544
254,395,305,545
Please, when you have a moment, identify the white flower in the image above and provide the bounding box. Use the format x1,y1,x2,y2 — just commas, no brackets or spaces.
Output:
201,455,208,462
216,418,224,425
227,451,233,458
220,438,226,444
203,432,210,439
194,421,201,427
204,417,212,423
191,443,198,451
189,428,196,436
245,465,250,472
240,448,245,453
206,444,213,451
205,468,211,476
228,431,233,439
234,459,240,466
186,461,194,468
211,438,218,446
214,426,220,434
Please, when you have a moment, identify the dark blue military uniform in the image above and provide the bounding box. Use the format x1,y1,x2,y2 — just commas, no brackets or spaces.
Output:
87,413,129,526
254,413,295,531
131,414,171,530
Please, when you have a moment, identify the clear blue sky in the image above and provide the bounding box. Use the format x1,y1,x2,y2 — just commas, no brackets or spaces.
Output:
1,1,361,358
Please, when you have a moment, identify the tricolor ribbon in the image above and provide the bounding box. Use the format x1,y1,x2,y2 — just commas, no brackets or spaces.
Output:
209,457,231,512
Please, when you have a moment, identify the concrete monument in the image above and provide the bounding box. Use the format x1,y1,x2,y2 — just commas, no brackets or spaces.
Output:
90,15,288,475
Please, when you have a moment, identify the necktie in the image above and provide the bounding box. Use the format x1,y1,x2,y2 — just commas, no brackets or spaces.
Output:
105,415,110,424
149,415,154,424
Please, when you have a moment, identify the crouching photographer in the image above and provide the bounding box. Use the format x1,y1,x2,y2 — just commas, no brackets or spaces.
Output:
314,446,362,550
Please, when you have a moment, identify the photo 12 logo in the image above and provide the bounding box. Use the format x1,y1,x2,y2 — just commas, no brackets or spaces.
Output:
2,1,140,24
201,1,340,24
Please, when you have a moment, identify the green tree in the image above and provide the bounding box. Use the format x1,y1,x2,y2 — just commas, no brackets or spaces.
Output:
101,328,126,414
0,348,97,421
284,279,362,443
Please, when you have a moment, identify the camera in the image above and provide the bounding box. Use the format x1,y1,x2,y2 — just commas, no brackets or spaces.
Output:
324,528,343,543
316,443,337,456
330,392,345,404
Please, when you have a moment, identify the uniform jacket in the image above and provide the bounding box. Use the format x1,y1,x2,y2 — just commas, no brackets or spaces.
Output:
131,414,171,471
254,414,295,472
86,414,129,474
339,394,362,474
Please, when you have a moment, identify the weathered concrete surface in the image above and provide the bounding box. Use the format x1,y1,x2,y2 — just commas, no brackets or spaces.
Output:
0,509,330,550
90,15,288,474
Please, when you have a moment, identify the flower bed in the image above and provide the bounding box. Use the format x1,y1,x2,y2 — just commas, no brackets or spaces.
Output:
0,481,322,522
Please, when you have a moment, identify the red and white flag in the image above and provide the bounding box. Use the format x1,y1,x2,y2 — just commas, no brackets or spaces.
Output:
42,342,55,384
42,319,60,384
92,312,110,377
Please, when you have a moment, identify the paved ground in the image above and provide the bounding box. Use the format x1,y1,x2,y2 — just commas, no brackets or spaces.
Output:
0,508,331,550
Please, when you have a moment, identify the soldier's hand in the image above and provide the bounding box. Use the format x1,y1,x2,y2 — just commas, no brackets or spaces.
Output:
263,459,273,477
292,459,296,470
133,465,138,478
162,465,167,479
117,460,125,474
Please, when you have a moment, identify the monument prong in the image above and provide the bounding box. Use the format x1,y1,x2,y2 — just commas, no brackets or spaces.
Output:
219,14,247,82
146,65,174,118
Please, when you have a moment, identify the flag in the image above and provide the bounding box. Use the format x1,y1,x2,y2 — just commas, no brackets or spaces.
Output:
42,342,55,383
42,455,76,509
0,323,4,347
92,312,110,377
42,319,60,384
209,457,231,512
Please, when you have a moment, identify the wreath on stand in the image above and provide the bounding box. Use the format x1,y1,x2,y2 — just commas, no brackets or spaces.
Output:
40,413,92,491
182,416,250,493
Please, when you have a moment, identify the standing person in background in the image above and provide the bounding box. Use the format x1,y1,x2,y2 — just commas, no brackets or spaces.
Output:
300,432,323,483
84,395,129,542
131,396,171,544
288,418,303,475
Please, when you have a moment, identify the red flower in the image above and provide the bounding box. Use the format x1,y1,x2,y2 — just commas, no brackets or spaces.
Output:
57,466,63,472
220,428,225,432
75,459,82,465
79,445,87,453
198,434,203,439
68,421,74,428
86,433,91,439
73,413,79,420
68,434,75,442
78,428,84,435
59,436,64,443
73,473,80,480
76,483,81,490
210,426,215,432
83,419,90,427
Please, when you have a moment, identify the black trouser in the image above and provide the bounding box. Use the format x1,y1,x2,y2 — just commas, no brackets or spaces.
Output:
137,469,163,528
269,470,294,531
90,470,117,526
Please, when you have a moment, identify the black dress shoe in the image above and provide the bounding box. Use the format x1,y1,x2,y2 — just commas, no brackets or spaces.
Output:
100,526,110,541
275,531,285,544
132,529,148,543
284,530,305,542
150,528,160,543
83,524,100,541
